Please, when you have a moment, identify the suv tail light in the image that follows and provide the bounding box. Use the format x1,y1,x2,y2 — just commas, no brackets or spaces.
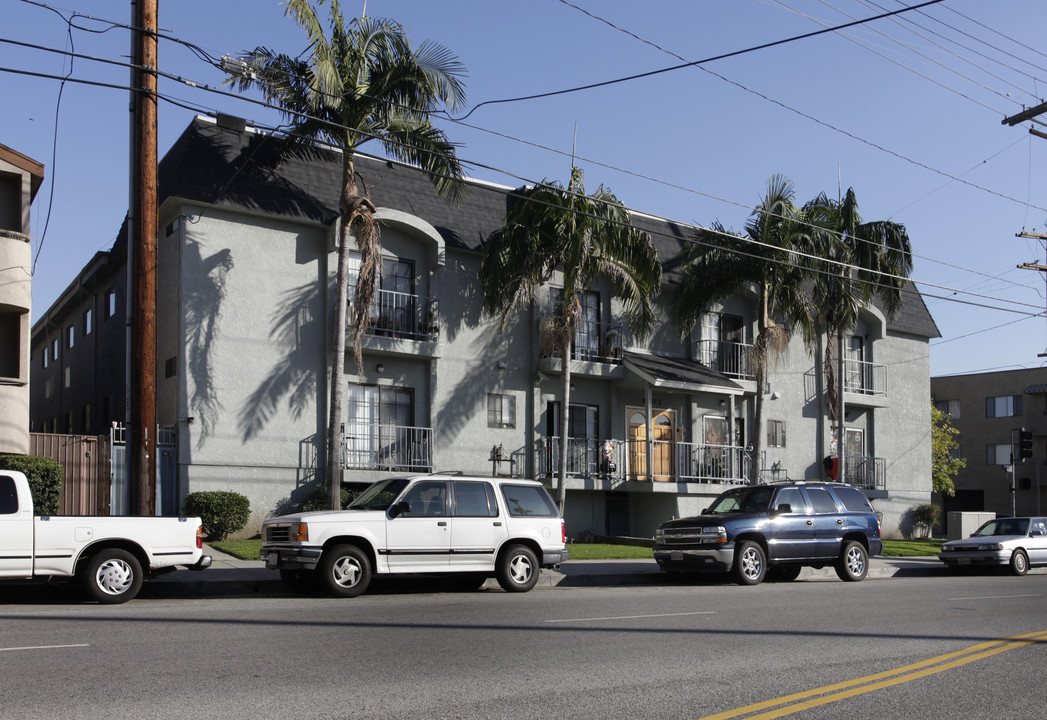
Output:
196,525,203,549
561,520,566,544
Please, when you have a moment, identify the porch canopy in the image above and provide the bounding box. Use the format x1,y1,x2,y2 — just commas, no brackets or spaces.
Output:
622,350,745,395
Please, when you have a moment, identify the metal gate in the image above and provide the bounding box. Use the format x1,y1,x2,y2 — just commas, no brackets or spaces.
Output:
109,423,178,515
30,424,176,516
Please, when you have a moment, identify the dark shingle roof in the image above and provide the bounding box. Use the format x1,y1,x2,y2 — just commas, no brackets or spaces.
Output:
159,117,939,339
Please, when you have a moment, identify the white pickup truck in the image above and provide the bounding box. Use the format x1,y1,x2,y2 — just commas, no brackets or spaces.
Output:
0,469,212,603
262,473,569,597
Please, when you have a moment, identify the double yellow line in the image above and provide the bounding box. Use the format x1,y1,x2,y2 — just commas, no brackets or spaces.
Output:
698,630,1047,720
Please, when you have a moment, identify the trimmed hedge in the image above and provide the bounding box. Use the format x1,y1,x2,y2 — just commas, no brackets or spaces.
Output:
0,455,63,515
183,491,251,541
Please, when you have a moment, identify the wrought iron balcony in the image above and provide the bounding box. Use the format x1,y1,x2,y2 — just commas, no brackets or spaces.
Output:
533,436,751,484
343,422,432,472
842,455,886,490
541,320,627,364
357,289,439,341
843,359,888,397
697,339,754,380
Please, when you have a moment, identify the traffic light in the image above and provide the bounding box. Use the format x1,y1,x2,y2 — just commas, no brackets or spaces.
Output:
1019,429,1034,460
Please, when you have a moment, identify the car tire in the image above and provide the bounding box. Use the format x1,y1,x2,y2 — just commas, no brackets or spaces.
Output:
1009,549,1029,576
82,549,144,604
318,544,371,598
734,541,766,585
497,544,539,592
835,541,869,582
768,565,802,582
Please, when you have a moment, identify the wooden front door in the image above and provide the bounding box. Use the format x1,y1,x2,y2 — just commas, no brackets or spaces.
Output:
627,409,675,481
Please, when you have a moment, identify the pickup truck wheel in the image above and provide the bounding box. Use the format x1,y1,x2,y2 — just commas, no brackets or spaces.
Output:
318,545,371,598
497,545,539,592
835,541,869,582
1009,549,1029,576
83,549,143,604
734,541,766,585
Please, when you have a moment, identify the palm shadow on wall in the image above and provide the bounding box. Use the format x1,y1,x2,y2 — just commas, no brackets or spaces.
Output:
184,239,233,447
238,281,325,444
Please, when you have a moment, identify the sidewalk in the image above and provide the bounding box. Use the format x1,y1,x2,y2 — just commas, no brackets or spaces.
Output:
137,548,955,599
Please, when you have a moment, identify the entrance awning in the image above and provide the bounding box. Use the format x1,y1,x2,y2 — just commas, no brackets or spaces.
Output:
622,350,745,394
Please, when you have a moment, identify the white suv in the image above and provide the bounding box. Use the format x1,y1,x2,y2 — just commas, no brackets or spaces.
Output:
261,474,569,597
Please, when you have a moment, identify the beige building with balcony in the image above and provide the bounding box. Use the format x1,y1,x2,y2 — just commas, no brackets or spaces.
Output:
0,143,43,456
31,117,939,537
932,368,1047,524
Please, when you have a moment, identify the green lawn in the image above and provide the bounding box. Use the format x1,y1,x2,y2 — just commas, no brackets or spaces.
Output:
880,538,943,556
209,538,941,562
209,538,262,560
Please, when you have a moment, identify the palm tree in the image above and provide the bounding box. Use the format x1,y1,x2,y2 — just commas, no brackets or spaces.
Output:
480,167,661,512
802,187,913,479
672,175,815,483
229,1,467,509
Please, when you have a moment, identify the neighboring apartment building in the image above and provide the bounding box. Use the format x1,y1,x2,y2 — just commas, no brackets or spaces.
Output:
0,142,44,456
931,368,1047,522
30,243,128,436
31,116,939,537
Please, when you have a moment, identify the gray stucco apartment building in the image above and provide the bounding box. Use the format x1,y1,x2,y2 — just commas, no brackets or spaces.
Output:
31,116,940,538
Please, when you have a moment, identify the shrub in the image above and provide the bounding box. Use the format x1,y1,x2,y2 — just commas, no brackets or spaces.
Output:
301,484,359,512
183,491,251,541
911,503,941,539
0,455,63,515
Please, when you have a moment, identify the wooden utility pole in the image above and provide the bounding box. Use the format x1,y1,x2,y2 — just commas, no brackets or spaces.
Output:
130,0,158,516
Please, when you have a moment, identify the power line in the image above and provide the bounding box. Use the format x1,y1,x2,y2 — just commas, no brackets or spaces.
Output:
450,0,945,120
6,41,1043,319
7,6,1043,320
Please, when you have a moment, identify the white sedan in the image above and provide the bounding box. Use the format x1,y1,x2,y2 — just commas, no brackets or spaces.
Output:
938,517,1047,575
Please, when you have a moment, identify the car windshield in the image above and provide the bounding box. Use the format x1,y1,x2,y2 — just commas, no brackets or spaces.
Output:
708,486,775,514
972,518,1029,537
347,478,410,511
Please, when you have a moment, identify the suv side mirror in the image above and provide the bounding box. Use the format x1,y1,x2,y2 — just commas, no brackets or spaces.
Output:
773,503,792,515
390,501,410,518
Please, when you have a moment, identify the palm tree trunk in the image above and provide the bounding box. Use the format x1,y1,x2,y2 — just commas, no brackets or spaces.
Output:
751,284,771,484
557,334,572,515
326,171,354,510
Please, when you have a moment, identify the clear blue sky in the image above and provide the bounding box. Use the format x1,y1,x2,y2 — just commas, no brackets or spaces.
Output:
5,0,1047,378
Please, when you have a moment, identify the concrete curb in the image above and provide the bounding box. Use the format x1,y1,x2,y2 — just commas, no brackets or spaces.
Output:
136,555,958,599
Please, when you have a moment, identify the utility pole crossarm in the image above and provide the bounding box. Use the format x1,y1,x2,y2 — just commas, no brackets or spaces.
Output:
1003,100,1047,126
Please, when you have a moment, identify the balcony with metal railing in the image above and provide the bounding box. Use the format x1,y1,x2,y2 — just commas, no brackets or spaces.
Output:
359,289,439,342
538,320,629,378
343,422,433,472
533,436,751,485
843,359,888,398
842,455,886,491
697,339,754,380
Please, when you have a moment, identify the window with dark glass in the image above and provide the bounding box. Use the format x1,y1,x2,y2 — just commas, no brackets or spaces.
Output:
804,487,838,513
488,394,516,429
453,481,498,517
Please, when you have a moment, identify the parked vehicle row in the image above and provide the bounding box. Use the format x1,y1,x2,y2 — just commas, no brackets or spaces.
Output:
6,465,1041,604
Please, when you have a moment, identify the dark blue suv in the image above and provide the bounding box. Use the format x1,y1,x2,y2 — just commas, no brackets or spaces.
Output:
654,482,882,585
